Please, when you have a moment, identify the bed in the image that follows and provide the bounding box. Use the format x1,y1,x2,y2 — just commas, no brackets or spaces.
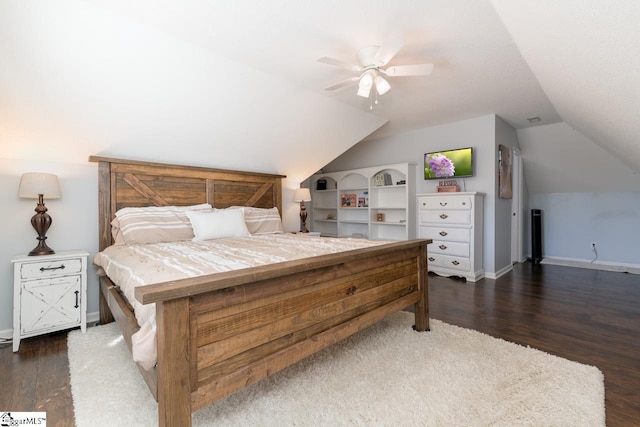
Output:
89,156,431,427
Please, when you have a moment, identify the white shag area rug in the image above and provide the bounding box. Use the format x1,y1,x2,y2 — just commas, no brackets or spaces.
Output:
68,312,605,426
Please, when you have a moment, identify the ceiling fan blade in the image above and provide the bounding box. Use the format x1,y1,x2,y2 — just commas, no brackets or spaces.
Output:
317,56,362,72
383,63,434,77
374,38,405,66
324,76,360,91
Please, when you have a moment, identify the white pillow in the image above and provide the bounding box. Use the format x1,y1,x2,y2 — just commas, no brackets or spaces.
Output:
185,209,250,241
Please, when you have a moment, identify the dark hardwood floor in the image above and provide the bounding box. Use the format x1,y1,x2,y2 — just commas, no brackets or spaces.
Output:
1,262,638,426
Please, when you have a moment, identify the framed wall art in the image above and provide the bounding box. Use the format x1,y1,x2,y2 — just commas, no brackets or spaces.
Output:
498,144,512,199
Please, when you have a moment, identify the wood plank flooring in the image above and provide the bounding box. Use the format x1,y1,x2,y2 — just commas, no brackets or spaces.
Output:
1,262,638,426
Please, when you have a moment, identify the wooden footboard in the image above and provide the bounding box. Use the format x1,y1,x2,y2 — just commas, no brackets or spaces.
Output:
133,239,430,427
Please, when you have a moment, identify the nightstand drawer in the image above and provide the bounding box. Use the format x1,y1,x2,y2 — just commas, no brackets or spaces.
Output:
20,257,83,280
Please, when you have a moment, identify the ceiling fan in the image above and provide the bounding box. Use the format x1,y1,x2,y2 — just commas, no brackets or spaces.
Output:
318,38,434,100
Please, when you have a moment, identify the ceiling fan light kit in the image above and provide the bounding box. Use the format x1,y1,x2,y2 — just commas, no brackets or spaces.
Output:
319,39,433,103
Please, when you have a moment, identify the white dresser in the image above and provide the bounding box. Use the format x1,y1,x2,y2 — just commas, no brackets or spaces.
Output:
417,192,484,282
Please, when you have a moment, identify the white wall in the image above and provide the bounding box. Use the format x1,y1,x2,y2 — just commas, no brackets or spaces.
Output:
518,123,640,267
517,123,640,193
528,192,640,266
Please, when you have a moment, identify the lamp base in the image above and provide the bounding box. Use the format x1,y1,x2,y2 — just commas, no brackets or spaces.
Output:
299,201,309,233
29,240,55,256
28,196,55,256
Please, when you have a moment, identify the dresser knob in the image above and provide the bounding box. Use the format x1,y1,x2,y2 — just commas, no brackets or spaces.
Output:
452,260,460,265
428,257,435,262
439,231,448,236
439,202,447,206
438,245,447,250
439,214,448,219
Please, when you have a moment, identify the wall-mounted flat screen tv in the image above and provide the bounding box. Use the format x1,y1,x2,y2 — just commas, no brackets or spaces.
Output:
424,147,473,179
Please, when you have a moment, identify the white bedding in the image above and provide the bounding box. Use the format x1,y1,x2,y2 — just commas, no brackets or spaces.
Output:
94,233,386,369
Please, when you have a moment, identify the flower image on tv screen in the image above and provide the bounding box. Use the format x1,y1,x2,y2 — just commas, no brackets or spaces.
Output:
424,147,473,179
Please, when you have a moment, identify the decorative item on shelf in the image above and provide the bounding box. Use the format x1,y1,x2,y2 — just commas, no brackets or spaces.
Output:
376,212,385,222
316,179,327,191
396,179,406,185
340,193,357,207
374,172,385,186
293,188,311,233
18,172,62,256
358,197,366,207
437,179,459,193
326,212,335,220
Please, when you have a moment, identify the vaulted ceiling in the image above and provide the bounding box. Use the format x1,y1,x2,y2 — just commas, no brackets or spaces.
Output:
2,0,639,187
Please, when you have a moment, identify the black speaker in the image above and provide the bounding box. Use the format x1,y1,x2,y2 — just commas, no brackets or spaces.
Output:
531,209,542,264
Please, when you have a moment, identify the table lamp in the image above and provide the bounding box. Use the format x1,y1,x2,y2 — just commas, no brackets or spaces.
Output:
18,172,61,256
293,188,311,233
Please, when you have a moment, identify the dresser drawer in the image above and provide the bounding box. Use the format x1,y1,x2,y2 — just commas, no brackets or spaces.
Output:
20,258,83,280
420,226,470,243
426,253,470,272
418,195,473,210
429,240,470,257
420,210,471,225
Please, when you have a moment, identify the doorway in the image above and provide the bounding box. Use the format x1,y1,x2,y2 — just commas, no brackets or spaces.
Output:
511,148,523,264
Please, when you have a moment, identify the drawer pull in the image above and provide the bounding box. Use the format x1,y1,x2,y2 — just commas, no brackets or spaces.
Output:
40,264,66,272
74,290,79,308
428,257,435,262
438,245,448,250
439,214,448,219
451,260,460,266
439,202,447,206
439,231,448,236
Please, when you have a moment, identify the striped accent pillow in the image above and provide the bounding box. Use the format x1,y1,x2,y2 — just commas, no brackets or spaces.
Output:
232,206,284,235
114,204,213,244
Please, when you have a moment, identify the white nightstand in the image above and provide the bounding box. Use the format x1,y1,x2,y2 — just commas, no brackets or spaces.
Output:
12,250,89,352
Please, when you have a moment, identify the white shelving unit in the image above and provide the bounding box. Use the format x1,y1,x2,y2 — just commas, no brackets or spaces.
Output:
309,163,416,241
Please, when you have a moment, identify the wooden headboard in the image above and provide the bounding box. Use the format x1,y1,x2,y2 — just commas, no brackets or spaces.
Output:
89,156,285,251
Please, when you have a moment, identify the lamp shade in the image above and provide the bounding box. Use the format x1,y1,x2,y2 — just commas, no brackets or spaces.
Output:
293,188,311,202
18,173,61,199
357,71,374,98
375,75,391,95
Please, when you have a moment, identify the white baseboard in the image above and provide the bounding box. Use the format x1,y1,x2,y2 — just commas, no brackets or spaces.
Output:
541,256,640,275
485,263,513,280
0,328,11,340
